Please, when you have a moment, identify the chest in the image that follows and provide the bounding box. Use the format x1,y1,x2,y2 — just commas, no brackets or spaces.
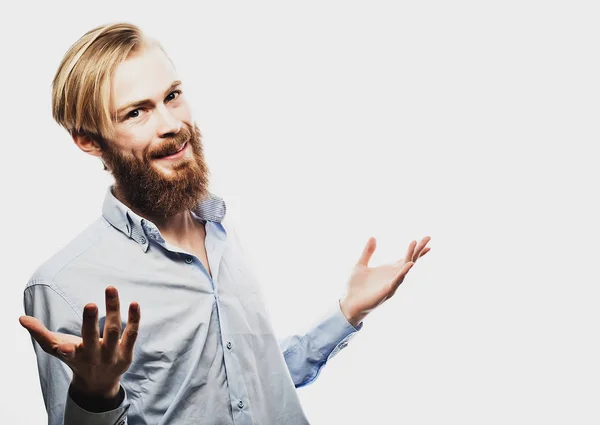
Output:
188,244,212,278
162,223,213,278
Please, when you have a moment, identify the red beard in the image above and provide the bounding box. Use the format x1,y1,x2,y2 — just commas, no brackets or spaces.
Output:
102,122,211,220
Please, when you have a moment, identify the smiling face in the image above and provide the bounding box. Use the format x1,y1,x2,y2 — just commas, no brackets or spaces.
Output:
96,44,210,219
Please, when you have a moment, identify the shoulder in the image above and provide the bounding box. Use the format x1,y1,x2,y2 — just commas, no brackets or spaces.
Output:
23,216,121,322
25,216,114,291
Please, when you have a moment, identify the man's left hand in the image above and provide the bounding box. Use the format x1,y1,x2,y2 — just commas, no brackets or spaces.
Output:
340,236,431,327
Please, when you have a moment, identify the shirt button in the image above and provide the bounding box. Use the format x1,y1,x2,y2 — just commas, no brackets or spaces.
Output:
226,341,232,350
237,400,244,409
140,236,146,244
185,257,193,264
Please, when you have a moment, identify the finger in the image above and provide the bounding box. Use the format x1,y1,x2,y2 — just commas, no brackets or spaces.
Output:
419,247,431,258
412,236,431,262
81,303,101,362
390,261,414,292
357,237,376,267
102,286,122,363
120,302,141,364
403,240,417,265
19,316,58,354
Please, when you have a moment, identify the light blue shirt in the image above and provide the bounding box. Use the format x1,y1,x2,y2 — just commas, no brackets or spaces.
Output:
24,186,361,425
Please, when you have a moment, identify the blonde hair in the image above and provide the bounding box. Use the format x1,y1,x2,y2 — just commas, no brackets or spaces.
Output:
52,22,162,143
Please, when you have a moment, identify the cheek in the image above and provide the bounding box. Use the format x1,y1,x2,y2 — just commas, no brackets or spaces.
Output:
173,99,194,123
113,131,153,157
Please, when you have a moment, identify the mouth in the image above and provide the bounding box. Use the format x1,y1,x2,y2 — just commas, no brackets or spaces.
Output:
154,141,188,160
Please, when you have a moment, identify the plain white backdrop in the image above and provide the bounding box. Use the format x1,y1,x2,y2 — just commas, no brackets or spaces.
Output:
2,1,599,423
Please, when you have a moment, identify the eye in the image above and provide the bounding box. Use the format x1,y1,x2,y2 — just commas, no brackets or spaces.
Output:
166,90,182,102
126,109,141,119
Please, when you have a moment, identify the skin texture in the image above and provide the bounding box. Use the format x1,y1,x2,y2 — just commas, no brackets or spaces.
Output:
20,43,432,401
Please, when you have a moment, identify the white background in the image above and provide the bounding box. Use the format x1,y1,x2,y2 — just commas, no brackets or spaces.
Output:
2,1,599,423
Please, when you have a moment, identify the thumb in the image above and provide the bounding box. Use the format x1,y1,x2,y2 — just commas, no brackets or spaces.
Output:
19,315,43,336
357,237,376,267
19,316,56,354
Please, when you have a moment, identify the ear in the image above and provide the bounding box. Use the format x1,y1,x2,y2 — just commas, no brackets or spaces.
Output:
71,131,104,158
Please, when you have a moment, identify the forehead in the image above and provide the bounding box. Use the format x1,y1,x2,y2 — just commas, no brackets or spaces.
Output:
112,46,178,111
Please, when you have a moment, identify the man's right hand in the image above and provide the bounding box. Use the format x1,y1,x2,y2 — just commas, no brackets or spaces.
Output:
19,286,140,399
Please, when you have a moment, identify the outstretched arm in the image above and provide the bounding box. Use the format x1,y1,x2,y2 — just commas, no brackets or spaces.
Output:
280,236,431,387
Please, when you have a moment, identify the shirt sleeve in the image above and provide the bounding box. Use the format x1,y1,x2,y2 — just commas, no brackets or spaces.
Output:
279,300,363,388
23,281,130,425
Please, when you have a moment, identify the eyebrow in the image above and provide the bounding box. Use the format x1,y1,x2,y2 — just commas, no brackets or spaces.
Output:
116,80,182,117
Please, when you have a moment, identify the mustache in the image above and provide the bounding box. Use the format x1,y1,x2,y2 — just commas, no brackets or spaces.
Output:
148,127,193,159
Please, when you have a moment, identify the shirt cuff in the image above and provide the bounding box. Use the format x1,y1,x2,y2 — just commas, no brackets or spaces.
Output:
306,300,363,362
64,386,130,425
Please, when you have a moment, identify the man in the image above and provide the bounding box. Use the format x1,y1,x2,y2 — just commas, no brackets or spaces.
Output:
20,22,431,425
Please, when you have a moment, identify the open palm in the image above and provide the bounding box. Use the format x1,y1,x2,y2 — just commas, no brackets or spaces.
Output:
19,286,140,397
340,236,431,326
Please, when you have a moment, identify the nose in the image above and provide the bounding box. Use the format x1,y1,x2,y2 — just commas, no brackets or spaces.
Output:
156,104,181,138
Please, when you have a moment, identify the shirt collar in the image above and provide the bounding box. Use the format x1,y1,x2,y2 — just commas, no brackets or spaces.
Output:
102,185,227,250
